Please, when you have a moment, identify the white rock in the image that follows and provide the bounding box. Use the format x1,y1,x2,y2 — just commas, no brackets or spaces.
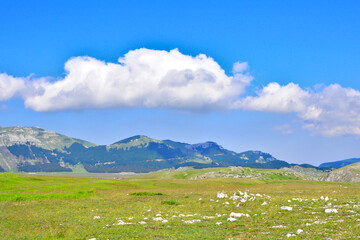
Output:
116,220,132,225
183,219,201,224
280,206,293,211
230,194,240,200
217,192,228,198
325,209,338,213
230,212,249,218
297,229,303,234
272,225,286,228
227,217,237,222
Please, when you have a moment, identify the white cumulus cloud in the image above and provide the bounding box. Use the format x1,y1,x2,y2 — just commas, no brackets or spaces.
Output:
234,82,309,113
22,48,252,112
235,82,360,136
0,73,26,101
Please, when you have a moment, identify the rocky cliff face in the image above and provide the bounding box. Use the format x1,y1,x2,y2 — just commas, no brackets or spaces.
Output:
319,162,360,182
0,147,18,172
0,126,96,150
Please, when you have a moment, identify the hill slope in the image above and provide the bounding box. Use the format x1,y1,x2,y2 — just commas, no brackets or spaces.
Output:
0,126,96,150
319,162,360,182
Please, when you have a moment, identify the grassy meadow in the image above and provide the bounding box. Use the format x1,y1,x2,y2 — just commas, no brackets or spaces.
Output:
0,168,359,239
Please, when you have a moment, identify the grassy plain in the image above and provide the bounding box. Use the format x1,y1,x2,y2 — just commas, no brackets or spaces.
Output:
0,169,359,239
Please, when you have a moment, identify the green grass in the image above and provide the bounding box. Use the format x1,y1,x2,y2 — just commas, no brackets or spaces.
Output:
0,190,94,201
161,200,180,205
0,171,359,239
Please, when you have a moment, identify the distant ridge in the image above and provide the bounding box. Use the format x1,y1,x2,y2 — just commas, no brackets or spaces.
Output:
319,158,360,169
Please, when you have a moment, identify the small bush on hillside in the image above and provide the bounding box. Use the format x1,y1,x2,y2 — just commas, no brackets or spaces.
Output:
161,200,180,205
130,192,164,196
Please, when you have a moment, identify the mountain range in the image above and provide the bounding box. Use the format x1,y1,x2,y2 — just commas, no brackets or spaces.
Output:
2,126,357,174
319,158,360,169
0,126,296,173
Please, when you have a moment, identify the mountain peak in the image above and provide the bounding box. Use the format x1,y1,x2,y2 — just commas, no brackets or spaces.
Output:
110,135,162,149
190,141,224,150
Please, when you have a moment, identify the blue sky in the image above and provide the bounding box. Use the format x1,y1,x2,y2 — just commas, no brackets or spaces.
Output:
1,0,360,165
